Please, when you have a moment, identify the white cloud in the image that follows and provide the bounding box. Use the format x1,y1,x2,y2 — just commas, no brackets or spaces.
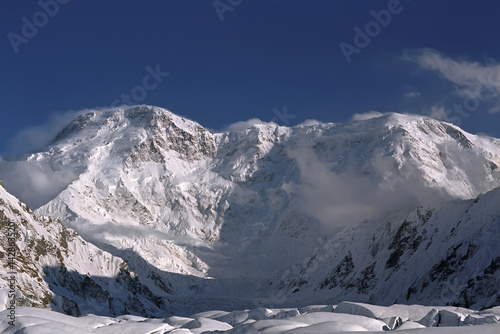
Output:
0,159,78,209
429,105,447,121
224,118,268,132
5,106,122,157
404,48,500,112
0,106,122,207
69,220,204,248
404,91,421,98
0,109,87,208
285,146,450,231
5,110,85,156
285,147,377,230
351,111,384,121
403,84,421,99
296,119,321,127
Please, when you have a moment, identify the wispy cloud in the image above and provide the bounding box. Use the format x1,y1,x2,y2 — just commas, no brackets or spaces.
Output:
0,108,89,208
404,91,420,98
284,146,450,231
0,106,120,208
403,85,421,98
0,158,78,209
351,111,384,121
69,220,205,248
429,105,447,121
296,119,321,127
223,118,268,132
404,48,500,113
5,110,84,156
5,106,121,157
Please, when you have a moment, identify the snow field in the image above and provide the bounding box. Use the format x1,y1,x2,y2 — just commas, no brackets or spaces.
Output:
1,302,500,334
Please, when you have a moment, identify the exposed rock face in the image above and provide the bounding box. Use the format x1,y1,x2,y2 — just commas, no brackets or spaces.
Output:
274,188,500,310
0,183,173,317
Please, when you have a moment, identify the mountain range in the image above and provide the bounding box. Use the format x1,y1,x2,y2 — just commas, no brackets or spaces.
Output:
1,105,499,318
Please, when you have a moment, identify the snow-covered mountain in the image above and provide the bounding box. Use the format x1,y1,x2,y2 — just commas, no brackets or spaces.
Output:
0,181,177,317
266,186,500,310
2,105,500,316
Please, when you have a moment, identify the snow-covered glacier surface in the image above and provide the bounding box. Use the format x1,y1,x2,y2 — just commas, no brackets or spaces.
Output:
1,302,500,333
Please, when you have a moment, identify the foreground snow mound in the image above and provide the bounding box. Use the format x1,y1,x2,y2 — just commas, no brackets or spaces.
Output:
1,303,500,334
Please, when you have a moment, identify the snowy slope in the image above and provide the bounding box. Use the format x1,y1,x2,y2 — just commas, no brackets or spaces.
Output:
0,182,180,317
267,186,500,310
2,105,500,316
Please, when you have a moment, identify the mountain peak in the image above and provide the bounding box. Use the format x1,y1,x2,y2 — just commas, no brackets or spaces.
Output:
355,112,477,150
52,105,204,145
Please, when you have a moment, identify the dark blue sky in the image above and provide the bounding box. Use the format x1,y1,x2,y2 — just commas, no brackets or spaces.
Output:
2,0,500,155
